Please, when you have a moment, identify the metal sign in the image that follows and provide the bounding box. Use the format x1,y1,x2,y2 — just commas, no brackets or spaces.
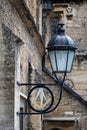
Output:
27,85,54,113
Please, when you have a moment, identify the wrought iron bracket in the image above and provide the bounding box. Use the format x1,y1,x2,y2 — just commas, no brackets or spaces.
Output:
17,81,58,86
17,81,60,115
17,112,42,115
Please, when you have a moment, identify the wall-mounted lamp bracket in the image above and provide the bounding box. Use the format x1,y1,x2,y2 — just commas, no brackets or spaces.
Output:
17,81,58,86
17,23,77,116
17,81,62,115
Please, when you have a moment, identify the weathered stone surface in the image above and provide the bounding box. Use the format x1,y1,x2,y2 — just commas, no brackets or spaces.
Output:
0,0,87,130
0,0,43,130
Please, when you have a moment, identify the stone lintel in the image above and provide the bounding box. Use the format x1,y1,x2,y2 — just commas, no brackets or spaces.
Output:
43,117,80,121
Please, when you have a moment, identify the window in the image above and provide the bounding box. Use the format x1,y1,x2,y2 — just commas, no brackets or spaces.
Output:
50,16,59,37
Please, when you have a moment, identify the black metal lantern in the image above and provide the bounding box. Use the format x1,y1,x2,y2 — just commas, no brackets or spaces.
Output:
17,23,77,116
47,23,77,73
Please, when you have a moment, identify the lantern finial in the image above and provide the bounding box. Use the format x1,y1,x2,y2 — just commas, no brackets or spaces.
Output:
57,23,65,35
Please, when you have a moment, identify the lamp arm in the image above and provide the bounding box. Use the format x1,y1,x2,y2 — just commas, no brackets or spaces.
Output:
45,72,66,114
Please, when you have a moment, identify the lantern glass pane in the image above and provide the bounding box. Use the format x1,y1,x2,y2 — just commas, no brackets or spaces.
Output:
67,51,75,72
56,51,67,72
48,51,56,72
48,50,75,73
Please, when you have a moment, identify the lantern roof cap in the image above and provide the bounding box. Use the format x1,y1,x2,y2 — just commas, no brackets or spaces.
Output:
47,23,77,50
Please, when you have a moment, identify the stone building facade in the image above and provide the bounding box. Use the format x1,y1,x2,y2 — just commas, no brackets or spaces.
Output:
0,0,44,129
0,0,87,130
42,0,87,130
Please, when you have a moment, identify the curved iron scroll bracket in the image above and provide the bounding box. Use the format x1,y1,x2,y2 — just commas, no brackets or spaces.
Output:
17,72,66,116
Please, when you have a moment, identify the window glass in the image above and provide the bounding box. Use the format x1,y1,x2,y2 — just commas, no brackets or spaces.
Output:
50,16,59,37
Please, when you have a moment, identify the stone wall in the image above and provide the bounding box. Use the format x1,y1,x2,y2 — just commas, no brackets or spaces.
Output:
45,0,87,103
24,0,42,34
0,0,43,130
0,0,87,130
43,1,87,130
0,22,15,130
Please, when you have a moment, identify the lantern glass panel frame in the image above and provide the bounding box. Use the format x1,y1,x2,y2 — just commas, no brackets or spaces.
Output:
48,46,75,73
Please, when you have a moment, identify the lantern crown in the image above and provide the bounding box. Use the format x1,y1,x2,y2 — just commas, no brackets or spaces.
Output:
47,23,77,51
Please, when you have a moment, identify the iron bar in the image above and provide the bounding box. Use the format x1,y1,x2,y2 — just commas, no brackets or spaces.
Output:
44,72,66,114
17,81,58,86
17,112,42,115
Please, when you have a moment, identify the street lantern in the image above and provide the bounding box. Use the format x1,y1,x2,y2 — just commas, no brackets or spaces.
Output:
47,23,77,73
17,23,77,115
